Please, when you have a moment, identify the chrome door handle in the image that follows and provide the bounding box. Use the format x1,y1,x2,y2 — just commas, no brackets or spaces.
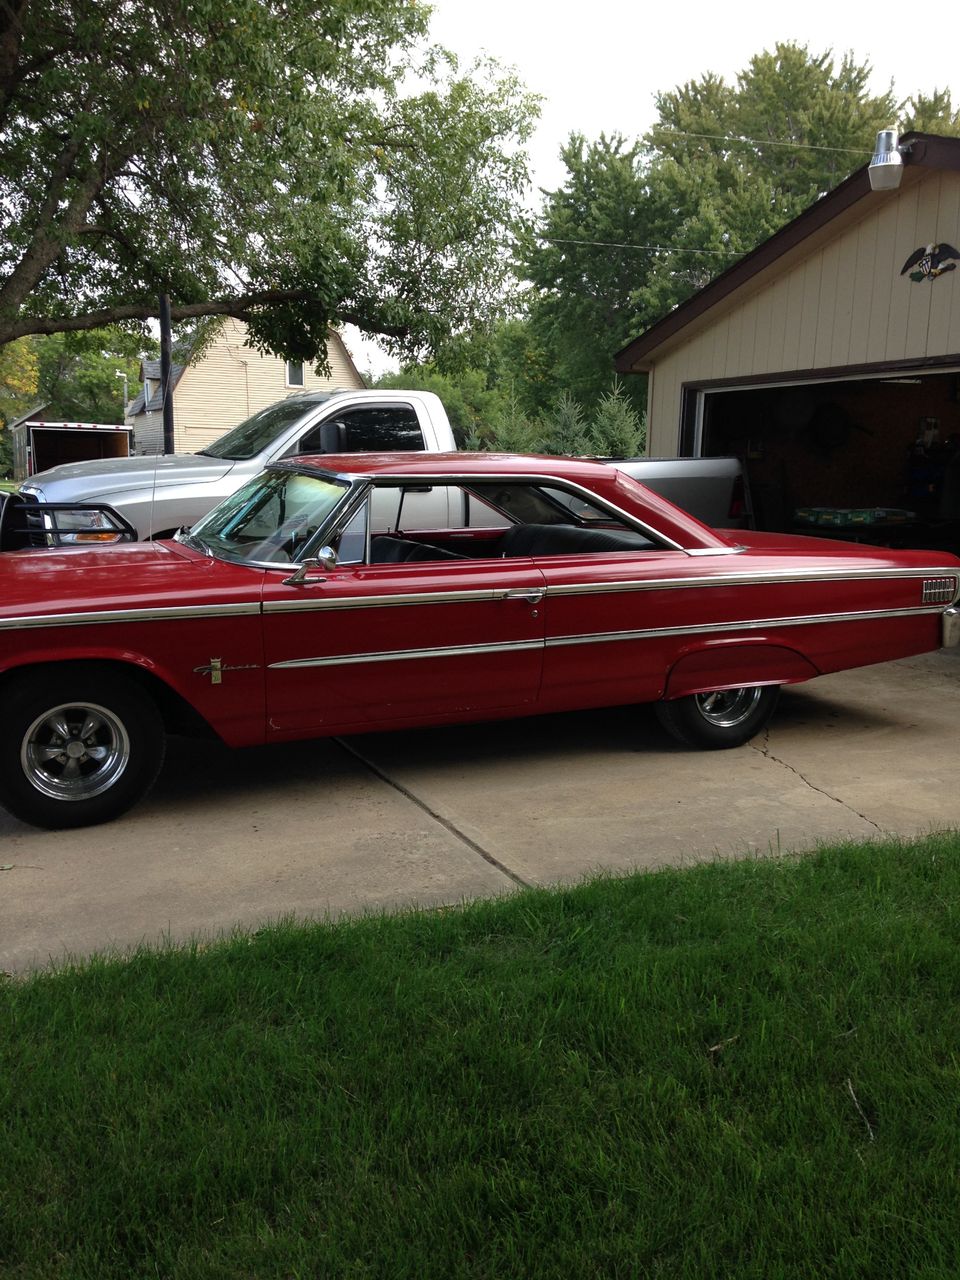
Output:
504,589,544,604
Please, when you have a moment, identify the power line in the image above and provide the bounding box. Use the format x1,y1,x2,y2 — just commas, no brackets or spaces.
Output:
648,126,871,155
538,236,744,257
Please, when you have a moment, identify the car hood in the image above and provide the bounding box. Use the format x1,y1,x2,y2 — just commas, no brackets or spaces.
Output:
0,540,260,622
21,452,235,500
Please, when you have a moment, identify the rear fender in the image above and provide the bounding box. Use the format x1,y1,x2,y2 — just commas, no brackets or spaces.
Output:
665,641,821,700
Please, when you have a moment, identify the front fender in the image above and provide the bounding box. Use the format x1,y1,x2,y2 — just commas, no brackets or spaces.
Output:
0,642,264,748
665,640,821,700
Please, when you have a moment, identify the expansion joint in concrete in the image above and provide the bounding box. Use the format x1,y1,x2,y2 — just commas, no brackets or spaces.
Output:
333,739,533,889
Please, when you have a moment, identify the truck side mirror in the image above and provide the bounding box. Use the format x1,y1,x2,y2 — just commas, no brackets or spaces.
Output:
319,420,346,453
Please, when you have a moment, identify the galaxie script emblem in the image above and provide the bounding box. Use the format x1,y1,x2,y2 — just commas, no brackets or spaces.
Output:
193,657,260,685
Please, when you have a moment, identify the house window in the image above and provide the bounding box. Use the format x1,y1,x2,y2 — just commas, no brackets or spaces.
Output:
286,361,304,388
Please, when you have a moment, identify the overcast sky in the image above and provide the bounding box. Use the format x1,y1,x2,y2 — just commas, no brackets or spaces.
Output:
427,0,959,194
349,0,959,374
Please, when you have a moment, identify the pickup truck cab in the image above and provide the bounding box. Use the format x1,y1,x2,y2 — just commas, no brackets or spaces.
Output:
18,387,751,540
19,390,458,540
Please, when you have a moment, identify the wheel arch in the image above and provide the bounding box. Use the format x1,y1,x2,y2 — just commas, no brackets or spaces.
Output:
0,658,220,740
664,640,821,700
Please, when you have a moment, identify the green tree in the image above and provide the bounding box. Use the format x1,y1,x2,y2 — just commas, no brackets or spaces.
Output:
485,394,542,453
0,337,39,475
522,134,653,414
0,1,537,364
520,43,960,417
541,391,590,455
587,382,646,457
636,45,900,317
34,329,157,422
901,89,960,134
373,364,508,447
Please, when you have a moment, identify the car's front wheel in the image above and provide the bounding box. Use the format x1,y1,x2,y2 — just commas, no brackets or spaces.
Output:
654,685,780,749
0,670,166,829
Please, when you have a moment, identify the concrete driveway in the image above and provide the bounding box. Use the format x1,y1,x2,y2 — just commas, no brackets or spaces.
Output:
2,650,959,973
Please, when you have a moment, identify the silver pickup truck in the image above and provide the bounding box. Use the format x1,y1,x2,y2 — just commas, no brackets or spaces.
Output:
14,389,750,540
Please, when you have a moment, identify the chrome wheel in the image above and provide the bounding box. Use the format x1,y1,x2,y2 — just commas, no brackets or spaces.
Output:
20,701,131,802
693,687,764,729
655,684,780,750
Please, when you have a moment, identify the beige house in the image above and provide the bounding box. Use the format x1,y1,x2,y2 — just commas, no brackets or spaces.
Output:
615,133,960,535
127,318,364,454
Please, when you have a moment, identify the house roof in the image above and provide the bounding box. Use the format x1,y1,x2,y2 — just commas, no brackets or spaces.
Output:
614,132,960,373
127,359,187,415
5,401,52,430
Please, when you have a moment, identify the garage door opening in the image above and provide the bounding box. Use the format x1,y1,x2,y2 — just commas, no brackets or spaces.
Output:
693,370,960,549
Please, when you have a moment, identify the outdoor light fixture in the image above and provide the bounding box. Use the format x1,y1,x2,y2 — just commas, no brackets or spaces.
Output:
868,130,905,191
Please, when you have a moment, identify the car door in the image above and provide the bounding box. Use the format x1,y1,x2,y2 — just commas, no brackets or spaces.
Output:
260,550,546,738
535,548,703,709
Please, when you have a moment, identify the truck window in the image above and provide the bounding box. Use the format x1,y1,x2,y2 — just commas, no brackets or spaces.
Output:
300,405,425,453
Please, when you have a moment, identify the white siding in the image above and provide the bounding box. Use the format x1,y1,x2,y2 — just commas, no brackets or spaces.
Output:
129,321,363,453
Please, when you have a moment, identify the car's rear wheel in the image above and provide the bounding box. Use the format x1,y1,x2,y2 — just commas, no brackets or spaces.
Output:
0,671,165,829
654,685,780,749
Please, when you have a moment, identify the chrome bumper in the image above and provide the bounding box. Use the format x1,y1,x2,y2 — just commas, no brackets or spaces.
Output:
943,607,960,649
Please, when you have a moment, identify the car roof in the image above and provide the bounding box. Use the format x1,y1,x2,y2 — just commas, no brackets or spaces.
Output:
293,451,620,479
286,452,735,552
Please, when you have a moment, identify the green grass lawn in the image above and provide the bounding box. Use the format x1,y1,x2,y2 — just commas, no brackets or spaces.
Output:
4,834,960,1278
0,479,15,492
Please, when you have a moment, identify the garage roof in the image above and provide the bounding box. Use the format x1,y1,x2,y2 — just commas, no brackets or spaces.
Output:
614,132,960,374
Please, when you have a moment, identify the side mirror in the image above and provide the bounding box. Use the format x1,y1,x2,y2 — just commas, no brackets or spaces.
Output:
281,546,337,587
319,420,346,453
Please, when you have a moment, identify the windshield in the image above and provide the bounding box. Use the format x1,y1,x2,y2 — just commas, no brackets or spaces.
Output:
198,397,326,460
185,468,350,564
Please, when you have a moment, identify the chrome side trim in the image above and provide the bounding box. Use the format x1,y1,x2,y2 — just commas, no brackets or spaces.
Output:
546,566,960,600
8,569,957,633
684,546,746,556
267,603,944,672
261,565,960,615
269,638,544,670
0,602,261,632
264,587,510,613
544,604,941,649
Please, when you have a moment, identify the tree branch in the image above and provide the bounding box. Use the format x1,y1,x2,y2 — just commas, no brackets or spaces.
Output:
0,288,411,345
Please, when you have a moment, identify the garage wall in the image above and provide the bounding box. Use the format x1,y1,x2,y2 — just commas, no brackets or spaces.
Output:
648,168,960,454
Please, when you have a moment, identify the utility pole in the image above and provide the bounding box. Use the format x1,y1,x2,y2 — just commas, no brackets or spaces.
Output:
159,293,175,454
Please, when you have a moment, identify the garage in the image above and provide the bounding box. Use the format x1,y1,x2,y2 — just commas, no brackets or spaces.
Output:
615,132,960,549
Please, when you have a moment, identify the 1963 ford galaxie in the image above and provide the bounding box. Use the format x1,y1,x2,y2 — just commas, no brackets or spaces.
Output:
1,453,958,829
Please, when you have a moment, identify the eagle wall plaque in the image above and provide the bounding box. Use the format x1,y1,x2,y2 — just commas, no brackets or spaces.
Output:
901,243,960,281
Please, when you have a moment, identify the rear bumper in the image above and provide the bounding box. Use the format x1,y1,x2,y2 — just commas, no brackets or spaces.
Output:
943,607,960,649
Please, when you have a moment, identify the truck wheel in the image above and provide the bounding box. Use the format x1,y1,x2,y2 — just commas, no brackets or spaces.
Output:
654,685,780,749
0,672,166,829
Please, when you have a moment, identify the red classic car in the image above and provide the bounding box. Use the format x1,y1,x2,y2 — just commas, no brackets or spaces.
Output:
1,453,958,829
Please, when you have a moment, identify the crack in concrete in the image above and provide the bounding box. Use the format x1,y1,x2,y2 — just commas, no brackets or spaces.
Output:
749,732,884,834
333,738,533,889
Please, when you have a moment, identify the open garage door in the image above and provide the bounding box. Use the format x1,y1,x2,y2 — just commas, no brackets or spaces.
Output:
690,369,960,550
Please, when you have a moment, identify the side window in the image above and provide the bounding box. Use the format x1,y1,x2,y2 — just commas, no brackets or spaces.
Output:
296,404,426,455
335,501,369,565
339,405,425,452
